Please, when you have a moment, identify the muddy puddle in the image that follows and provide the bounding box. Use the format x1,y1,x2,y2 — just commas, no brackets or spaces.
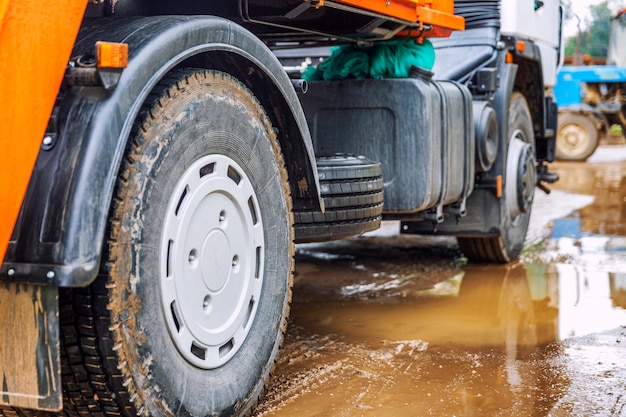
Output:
255,144,626,417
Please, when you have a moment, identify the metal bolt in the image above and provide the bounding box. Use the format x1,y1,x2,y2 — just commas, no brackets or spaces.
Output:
232,256,239,267
386,0,390,6
46,271,55,280
43,136,53,146
7,268,15,277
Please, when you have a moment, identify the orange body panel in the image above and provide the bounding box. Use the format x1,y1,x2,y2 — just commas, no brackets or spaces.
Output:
336,0,464,34
0,0,87,264
0,1,8,25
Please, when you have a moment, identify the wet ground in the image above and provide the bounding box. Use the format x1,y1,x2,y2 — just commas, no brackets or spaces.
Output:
255,143,626,417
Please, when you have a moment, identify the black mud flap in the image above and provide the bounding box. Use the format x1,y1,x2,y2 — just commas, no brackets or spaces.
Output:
0,284,61,411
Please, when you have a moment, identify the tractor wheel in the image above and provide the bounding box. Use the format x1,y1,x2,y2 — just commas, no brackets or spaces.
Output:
555,112,599,161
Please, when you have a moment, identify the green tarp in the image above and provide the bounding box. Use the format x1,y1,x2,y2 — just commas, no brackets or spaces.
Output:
302,38,435,81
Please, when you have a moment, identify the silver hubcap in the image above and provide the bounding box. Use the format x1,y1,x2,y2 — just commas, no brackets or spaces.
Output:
160,155,264,369
506,132,536,224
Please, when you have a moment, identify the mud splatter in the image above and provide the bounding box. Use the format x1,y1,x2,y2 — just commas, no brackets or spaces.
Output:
255,143,626,416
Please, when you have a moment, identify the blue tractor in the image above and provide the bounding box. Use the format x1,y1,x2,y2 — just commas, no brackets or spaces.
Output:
554,9,626,161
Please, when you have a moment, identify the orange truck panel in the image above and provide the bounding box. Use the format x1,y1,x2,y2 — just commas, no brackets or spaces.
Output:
336,0,464,34
0,0,87,264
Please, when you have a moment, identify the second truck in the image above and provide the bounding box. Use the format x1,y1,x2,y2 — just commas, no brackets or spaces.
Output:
0,0,561,416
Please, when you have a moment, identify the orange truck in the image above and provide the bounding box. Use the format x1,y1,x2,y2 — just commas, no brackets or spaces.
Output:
0,1,561,415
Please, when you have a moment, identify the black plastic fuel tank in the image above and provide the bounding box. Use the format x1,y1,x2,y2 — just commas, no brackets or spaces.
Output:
299,68,474,215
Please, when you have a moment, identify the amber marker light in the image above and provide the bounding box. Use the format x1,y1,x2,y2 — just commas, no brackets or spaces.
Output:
96,41,129,68
496,175,503,199
517,40,526,53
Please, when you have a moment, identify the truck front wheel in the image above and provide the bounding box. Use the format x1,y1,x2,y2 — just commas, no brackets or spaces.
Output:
59,69,293,416
458,93,536,263
555,112,599,161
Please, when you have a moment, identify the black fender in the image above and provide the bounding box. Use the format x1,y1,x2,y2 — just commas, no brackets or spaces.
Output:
505,35,557,162
1,16,321,287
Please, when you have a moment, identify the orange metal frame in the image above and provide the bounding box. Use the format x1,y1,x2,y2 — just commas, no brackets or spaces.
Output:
0,0,87,264
336,0,464,35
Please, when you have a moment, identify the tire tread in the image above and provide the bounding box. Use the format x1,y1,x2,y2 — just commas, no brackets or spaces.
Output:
56,68,293,417
294,156,383,243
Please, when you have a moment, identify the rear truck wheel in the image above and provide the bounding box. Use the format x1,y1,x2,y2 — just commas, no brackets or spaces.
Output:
293,155,383,243
58,69,293,417
458,93,536,263
555,112,599,161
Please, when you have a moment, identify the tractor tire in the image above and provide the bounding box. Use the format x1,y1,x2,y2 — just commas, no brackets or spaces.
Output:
555,112,599,161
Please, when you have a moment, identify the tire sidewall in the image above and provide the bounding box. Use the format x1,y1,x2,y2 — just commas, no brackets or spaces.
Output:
112,72,291,416
501,93,535,261
555,113,599,161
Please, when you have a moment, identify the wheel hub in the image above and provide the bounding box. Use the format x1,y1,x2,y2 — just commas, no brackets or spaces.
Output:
506,135,536,222
201,229,231,292
559,124,587,151
160,154,263,369
561,124,587,148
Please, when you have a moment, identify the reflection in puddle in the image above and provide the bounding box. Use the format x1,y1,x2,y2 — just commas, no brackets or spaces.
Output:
528,261,626,341
256,148,626,416
258,245,626,416
291,257,625,348
259,258,575,416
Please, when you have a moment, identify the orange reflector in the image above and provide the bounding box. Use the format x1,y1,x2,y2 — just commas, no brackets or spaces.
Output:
496,175,503,199
505,52,513,64
96,41,128,69
517,40,526,53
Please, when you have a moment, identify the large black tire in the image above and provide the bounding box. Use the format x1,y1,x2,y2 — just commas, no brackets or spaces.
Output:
58,69,293,417
555,112,599,161
294,155,383,243
458,93,536,263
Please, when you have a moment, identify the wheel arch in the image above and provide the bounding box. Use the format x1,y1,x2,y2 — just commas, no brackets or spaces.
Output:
508,36,556,162
512,55,544,146
177,48,322,211
1,16,321,288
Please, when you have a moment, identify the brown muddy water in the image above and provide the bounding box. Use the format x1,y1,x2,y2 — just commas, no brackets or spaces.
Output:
255,144,626,417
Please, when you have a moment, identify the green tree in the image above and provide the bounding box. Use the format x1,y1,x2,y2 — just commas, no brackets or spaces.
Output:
563,0,622,58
